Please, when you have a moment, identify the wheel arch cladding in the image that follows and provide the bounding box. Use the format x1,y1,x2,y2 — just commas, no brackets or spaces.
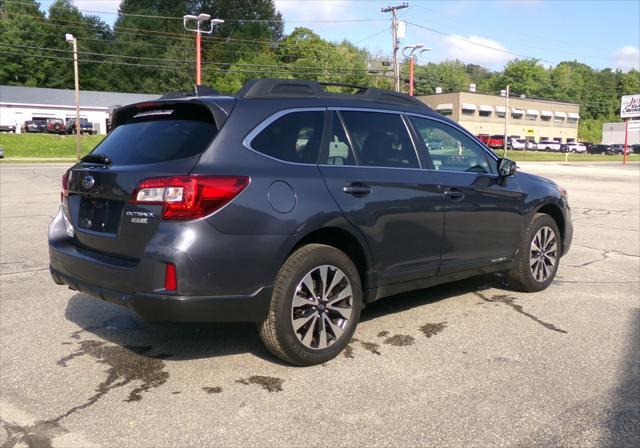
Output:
289,227,371,295
536,203,565,244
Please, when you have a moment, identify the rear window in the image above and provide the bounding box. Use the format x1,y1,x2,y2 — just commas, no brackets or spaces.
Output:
250,111,324,164
90,103,217,165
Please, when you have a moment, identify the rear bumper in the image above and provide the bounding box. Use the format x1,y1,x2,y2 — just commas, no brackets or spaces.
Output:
50,266,272,323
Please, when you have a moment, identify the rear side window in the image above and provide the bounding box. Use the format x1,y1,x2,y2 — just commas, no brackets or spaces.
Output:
250,111,324,164
339,111,419,169
90,103,217,165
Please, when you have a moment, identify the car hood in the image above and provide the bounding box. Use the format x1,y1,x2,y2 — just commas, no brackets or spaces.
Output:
518,171,558,187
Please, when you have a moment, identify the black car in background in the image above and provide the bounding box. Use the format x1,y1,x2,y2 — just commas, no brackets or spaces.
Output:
609,144,627,155
588,144,612,154
0,124,16,133
65,118,95,135
49,79,573,365
21,120,46,133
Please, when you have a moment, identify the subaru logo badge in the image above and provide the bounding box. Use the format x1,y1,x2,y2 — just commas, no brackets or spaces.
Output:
82,175,95,190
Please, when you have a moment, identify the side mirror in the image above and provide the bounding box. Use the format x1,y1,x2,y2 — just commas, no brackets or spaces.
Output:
497,158,517,177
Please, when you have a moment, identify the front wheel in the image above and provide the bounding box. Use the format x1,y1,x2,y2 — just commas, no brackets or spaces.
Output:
507,214,561,292
258,244,362,366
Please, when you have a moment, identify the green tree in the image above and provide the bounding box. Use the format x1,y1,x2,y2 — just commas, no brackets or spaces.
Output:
410,60,471,95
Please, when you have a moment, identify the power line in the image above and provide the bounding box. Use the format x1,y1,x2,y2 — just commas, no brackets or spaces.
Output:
0,42,385,73
2,0,386,23
0,49,392,79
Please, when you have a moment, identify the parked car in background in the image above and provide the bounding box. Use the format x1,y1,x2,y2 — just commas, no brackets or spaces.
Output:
476,134,490,145
562,143,587,153
0,124,16,133
46,118,66,134
579,142,593,152
526,140,537,150
0,145,4,158
487,134,505,149
631,144,640,154
509,138,527,150
21,120,46,133
609,144,627,155
65,118,95,135
588,144,611,154
537,140,562,152
48,78,573,366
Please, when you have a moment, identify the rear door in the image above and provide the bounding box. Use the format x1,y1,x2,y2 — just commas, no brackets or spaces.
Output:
319,110,443,287
408,115,525,274
65,102,220,260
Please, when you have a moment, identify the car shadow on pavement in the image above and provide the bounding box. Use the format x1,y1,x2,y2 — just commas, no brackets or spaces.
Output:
63,273,510,364
361,272,507,322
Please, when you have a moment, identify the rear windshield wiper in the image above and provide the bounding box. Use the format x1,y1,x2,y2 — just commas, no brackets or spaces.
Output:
80,153,112,166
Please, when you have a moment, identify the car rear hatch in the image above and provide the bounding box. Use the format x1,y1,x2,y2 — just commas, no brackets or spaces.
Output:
63,99,230,260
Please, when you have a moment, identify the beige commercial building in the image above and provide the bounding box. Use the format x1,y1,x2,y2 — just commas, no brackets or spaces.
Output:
417,91,580,144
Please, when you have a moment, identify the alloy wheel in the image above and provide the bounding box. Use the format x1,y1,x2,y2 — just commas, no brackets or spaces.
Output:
530,226,558,282
290,265,353,350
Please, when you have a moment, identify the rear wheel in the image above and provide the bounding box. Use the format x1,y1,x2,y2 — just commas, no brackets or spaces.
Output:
507,214,561,292
258,244,362,366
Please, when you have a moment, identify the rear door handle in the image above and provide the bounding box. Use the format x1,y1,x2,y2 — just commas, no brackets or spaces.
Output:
343,184,372,196
443,188,465,201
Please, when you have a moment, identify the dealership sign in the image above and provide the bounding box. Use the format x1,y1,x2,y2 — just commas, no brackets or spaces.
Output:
620,94,640,118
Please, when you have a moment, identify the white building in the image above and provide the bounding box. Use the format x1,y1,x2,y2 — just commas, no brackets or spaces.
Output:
0,85,158,134
601,120,640,145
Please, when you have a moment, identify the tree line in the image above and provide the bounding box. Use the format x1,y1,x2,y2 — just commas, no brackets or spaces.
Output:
1,0,638,142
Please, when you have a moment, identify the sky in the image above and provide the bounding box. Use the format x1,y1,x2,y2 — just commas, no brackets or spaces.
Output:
38,0,640,71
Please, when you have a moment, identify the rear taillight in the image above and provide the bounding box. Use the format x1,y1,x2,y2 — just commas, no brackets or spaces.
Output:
165,263,177,291
130,175,249,220
61,171,69,202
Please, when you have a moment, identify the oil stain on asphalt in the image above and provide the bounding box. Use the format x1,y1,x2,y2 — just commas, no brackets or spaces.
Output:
475,292,568,334
419,322,447,338
351,337,381,355
56,340,171,411
236,376,283,392
0,419,67,448
382,334,415,346
202,386,223,394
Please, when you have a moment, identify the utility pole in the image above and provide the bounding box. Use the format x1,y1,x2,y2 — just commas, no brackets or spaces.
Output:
382,3,409,92
66,33,81,161
503,85,510,158
184,14,224,86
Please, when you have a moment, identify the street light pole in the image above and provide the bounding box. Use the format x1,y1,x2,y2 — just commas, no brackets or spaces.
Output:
403,45,430,96
184,14,224,86
503,84,510,158
66,33,81,161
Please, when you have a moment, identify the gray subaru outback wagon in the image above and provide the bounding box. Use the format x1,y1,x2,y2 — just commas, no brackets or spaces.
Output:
49,79,572,365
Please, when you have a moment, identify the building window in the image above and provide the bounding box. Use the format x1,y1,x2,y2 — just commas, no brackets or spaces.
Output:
553,137,562,142
478,110,491,117
496,110,506,118
540,136,549,141
541,115,552,122
567,138,575,143
567,117,578,124
461,104,476,116
526,114,537,121
439,109,452,116
511,109,523,120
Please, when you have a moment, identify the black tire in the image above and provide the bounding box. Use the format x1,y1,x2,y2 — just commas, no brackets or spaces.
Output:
258,244,363,366
507,213,561,292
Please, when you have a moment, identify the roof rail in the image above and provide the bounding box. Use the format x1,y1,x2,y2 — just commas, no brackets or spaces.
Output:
236,78,428,109
237,78,325,98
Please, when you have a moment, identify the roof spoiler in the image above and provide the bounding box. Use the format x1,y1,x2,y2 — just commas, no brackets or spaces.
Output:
159,85,220,99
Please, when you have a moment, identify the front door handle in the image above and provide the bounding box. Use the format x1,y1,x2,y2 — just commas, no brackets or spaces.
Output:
443,188,465,201
343,184,372,196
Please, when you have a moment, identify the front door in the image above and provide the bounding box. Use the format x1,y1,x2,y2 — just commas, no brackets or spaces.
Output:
408,115,525,274
319,110,444,287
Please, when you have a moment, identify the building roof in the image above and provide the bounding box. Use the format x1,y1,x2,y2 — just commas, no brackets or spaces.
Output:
417,90,579,106
0,85,159,109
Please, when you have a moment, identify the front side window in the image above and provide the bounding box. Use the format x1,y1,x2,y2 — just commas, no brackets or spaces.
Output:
410,116,496,174
340,111,419,169
251,111,324,164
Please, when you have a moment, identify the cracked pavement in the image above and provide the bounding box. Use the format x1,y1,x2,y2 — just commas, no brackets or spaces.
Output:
1,162,638,447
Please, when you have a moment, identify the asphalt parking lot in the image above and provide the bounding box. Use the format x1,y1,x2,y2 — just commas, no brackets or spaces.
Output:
1,162,638,447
